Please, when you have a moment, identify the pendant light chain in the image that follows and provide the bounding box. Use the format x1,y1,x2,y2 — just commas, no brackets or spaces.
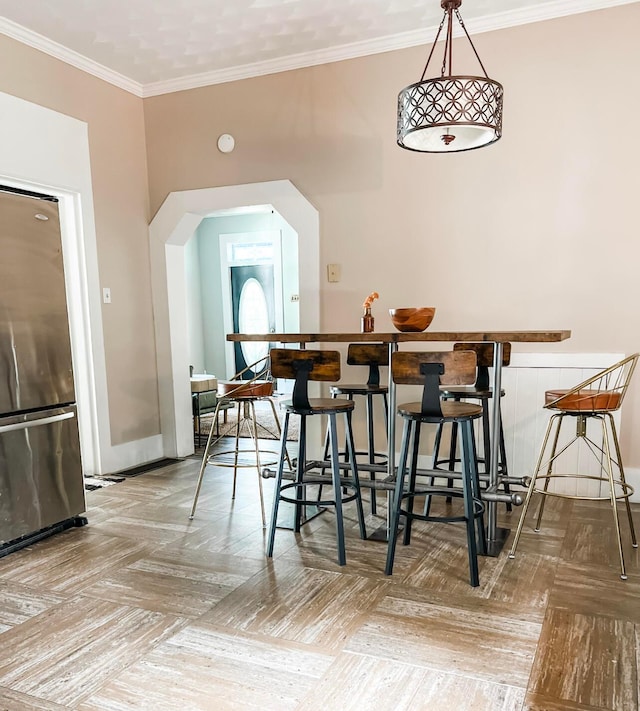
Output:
444,6,454,77
455,9,490,79
419,11,447,83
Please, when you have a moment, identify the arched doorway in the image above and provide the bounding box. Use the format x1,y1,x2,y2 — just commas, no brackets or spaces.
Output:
149,180,320,458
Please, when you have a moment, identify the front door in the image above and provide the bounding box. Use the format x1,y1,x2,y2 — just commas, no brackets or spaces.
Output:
230,264,275,378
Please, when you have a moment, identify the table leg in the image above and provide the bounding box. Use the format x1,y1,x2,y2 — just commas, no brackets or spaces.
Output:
367,341,398,542
387,342,398,481
485,341,510,555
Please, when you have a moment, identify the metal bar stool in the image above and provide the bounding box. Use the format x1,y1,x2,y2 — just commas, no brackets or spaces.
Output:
267,348,367,566
323,343,389,513
432,342,512,509
509,353,638,579
385,350,486,587
189,356,290,527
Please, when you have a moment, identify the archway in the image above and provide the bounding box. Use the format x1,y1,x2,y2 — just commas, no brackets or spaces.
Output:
149,180,320,457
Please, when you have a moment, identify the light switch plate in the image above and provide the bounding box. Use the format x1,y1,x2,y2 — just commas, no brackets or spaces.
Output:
102,287,111,304
327,263,341,283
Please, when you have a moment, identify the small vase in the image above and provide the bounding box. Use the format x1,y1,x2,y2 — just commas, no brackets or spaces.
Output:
361,307,374,333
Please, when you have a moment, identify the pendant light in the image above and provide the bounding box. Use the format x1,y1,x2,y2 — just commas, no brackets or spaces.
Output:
397,0,503,153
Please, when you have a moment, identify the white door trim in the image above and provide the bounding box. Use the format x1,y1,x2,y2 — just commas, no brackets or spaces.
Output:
0,91,107,476
219,229,284,377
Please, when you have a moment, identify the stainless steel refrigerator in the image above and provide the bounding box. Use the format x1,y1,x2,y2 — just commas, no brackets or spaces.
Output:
0,187,86,555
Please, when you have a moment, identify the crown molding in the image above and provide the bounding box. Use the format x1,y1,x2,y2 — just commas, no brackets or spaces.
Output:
0,17,144,97
0,0,636,99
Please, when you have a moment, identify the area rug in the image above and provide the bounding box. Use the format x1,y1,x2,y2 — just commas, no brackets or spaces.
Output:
84,475,125,491
84,459,183,490
199,399,299,441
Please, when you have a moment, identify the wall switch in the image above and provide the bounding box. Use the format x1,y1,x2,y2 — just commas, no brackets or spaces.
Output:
327,263,341,283
102,287,111,304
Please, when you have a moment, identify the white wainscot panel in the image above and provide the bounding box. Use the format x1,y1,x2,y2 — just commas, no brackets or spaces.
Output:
500,353,628,500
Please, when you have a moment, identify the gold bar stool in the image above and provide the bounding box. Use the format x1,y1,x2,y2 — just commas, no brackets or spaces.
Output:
267,348,367,566
385,351,486,587
323,343,389,513
509,353,639,579
189,357,289,527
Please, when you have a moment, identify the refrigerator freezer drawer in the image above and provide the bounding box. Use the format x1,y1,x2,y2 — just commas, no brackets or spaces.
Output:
0,405,85,545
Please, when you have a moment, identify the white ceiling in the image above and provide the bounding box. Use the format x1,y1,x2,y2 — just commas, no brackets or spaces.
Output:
0,0,635,97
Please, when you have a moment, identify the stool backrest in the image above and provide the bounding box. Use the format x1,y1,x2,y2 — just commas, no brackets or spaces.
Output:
214,353,273,400
347,343,387,386
453,342,511,390
392,351,477,417
270,348,341,412
545,352,639,413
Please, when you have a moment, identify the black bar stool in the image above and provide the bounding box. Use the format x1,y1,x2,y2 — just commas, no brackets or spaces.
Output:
432,342,512,509
267,348,367,566
385,350,486,587
323,343,389,513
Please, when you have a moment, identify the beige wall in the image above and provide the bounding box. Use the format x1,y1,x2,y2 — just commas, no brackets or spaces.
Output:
144,4,640,465
0,5,638,467
0,34,159,447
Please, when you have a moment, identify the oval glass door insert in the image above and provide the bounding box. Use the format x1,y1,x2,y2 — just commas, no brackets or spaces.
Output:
239,277,269,370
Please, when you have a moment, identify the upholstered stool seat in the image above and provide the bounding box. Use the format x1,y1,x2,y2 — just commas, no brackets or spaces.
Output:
217,379,274,399
544,389,622,411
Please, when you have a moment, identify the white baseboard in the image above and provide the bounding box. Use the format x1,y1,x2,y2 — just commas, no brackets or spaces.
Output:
625,466,640,503
99,434,165,475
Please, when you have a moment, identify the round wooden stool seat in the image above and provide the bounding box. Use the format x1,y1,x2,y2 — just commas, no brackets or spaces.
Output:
398,400,482,420
283,397,355,415
330,383,388,396
441,386,505,399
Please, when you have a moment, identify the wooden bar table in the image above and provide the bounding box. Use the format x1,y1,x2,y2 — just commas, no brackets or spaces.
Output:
228,329,571,554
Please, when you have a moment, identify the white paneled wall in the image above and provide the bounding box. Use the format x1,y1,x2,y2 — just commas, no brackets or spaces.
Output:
500,353,625,500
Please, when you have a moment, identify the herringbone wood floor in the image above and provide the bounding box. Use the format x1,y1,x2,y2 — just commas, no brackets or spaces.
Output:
0,453,638,710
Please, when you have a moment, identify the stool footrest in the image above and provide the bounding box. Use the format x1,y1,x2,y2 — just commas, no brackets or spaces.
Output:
532,485,634,502
279,473,361,488
350,450,388,462
399,497,484,525
433,457,507,472
278,483,360,508
262,466,398,490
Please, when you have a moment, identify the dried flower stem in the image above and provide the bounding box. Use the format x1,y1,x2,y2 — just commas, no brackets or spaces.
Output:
362,291,379,309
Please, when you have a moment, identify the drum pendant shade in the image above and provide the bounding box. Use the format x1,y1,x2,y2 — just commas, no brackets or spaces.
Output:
397,0,503,154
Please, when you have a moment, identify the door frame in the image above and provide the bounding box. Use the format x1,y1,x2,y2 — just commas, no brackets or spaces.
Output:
149,180,320,458
219,229,284,377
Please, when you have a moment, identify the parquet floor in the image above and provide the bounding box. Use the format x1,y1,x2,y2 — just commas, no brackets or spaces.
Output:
0,446,638,710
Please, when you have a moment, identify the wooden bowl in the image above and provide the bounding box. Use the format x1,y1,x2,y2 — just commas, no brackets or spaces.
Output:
389,307,436,332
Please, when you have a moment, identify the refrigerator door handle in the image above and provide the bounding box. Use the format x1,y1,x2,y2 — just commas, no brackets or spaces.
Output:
0,411,74,434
